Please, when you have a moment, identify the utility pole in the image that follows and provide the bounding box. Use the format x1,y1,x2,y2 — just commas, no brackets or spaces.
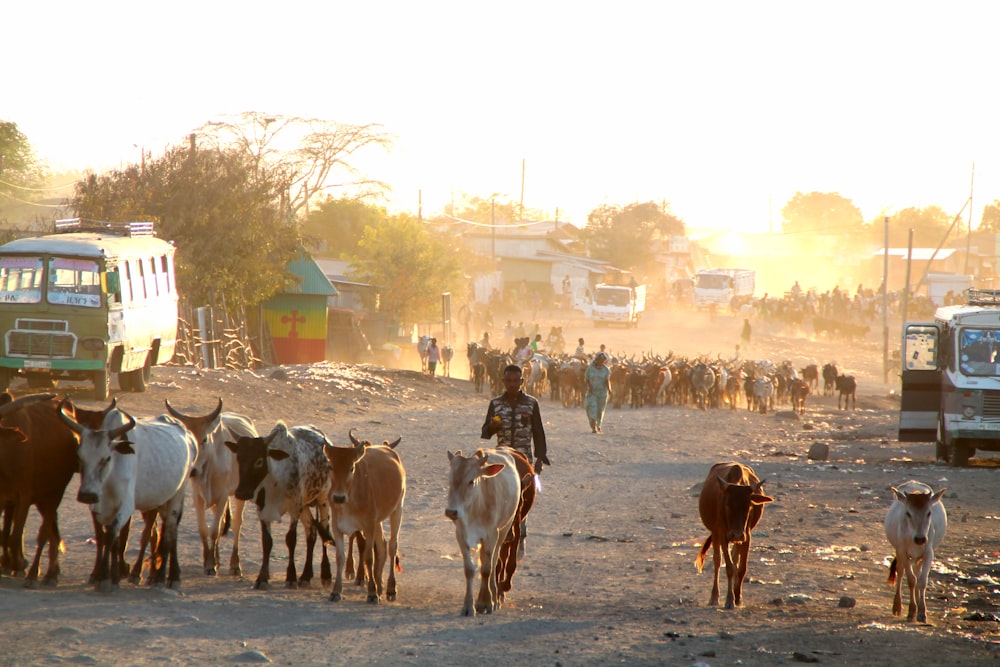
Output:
519,158,525,222
964,163,975,276
882,216,890,384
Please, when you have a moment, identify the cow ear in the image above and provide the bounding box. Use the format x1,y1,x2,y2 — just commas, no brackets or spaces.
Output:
268,449,291,461
751,493,774,504
224,440,239,454
891,486,906,502
932,488,947,504
715,476,730,491
482,463,506,478
113,440,135,455
447,450,456,462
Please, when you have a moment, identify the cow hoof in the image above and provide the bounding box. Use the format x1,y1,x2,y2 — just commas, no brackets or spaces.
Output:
330,592,342,602
387,592,396,602
285,580,298,589
367,594,380,604
205,567,217,576
96,580,112,594
42,578,58,588
253,580,269,590
230,567,242,577
461,607,474,617
24,579,39,590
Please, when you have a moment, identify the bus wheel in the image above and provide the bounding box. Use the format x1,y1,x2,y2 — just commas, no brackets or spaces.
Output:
951,441,972,467
125,368,147,393
93,370,110,401
935,417,949,463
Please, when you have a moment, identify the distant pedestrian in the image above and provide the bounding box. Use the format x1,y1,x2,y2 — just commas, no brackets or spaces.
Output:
740,318,752,349
427,338,441,375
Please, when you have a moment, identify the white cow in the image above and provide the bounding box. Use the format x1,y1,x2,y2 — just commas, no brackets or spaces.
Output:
60,403,197,592
226,422,332,590
445,448,521,617
884,480,948,623
165,399,258,577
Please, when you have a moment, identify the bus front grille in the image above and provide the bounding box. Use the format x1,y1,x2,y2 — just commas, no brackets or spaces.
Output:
6,331,76,358
983,391,1000,419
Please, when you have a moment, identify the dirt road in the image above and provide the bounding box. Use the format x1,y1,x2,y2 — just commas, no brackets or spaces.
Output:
1,308,999,666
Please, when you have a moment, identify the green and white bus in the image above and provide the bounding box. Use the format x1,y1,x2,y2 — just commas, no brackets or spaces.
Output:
0,219,178,399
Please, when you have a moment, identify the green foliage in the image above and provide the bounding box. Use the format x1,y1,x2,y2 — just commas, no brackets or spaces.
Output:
781,192,863,236
0,121,47,204
879,205,955,247
302,196,387,258
980,200,1000,234
349,216,462,325
581,201,685,271
71,145,301,309
447,194,547,224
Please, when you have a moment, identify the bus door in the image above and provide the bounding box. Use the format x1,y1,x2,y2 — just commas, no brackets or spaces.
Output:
898,323,942,442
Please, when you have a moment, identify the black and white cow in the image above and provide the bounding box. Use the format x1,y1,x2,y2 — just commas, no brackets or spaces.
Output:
226,422,333,590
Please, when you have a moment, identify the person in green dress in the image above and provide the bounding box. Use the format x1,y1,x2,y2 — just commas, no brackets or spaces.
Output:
584,352,612,434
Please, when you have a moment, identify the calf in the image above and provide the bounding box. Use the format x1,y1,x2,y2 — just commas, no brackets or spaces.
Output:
494,448,536,603
324,430,406,604
884,481,947,623
788,378,810,415
696,462,774,609
60,404,197,591
835,374,857,410
445,448,520,616
226,422,332,590
165,399,258,576
822,363,838,396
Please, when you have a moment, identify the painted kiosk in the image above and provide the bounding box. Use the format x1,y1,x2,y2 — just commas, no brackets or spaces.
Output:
900,288,1000,465
0,219,178,399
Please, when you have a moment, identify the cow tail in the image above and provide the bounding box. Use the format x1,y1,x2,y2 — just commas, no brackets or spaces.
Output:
887,556,897,586
695,536,712,572
395,553,403,573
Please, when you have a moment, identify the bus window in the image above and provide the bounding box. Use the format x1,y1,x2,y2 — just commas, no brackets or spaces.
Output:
143,257,158,298
131,259,146,302
156,255,169,296
904,325,938,371
47,258,101,308
0,257,43,304
959,328,1000,376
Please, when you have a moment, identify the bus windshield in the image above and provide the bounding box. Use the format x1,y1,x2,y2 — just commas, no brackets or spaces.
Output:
958,328,1000,376
0,256,44,304
596,288,629,307
696,274,732,290
47,258,101,308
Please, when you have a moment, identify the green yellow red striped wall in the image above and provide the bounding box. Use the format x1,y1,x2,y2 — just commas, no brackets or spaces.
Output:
263,294,328,364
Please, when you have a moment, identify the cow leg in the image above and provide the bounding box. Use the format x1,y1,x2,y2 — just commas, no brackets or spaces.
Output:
162,497,184,589
890,556,904,616
366,527,386,604
284,518,299,588
709,539,722,606
228,498,246,577
386,508,403,602
6,501,30,576
345,531,357,580
192,484,214,576
476,529,503,614
732,539,751,607
330,529,346,601
460,540,478,617
39,503,63,586
129,512,157,585
254,520,272,590
903,558,919,621
915,552,933,623
722,540,740,609
298,513,316,588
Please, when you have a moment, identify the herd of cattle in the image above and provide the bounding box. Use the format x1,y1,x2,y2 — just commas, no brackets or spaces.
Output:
467,343,859,414
0,393,534,616
0,382,949,624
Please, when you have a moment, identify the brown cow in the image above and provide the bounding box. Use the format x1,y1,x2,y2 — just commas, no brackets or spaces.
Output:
324,429,406,603
0,393,85,588
495,448,536,602
695,462,774,609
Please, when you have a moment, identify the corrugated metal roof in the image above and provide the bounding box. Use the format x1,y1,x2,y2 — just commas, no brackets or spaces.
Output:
286,252,337,296
873,248,957,261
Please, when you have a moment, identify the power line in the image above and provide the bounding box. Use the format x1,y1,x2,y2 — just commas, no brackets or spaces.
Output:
0,191,69,208
0,178,76,192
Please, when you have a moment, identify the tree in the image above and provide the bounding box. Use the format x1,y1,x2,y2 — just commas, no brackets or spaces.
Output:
0,121,46,200
71,144,301,309
879,205,955,248
980,200,1000,234
581,201,685,271
781,192,864,236
349,216,462,326
301,196,387,258
195,112,393,217
445,194,547,224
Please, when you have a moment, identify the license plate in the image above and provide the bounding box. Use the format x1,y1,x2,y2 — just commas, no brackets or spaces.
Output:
24,360,51,371
977,422,1000,431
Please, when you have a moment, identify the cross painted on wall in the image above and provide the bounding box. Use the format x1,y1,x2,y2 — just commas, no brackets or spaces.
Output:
281,310,306,338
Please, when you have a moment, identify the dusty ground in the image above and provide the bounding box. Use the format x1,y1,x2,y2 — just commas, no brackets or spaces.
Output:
2,307,1000,667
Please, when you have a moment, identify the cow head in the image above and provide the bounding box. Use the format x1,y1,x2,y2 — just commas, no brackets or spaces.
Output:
166,398,224,478
59,399,137,505
717,476,774,544
893,486,946,546
325,436,369,504
225,427,282,502
444,449,506,521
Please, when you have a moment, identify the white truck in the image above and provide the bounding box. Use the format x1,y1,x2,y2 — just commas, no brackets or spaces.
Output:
592,283,646,327
900,289,1000,466
694,268,755,310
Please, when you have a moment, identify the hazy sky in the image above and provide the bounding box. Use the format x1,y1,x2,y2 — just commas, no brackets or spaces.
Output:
7,2,998,231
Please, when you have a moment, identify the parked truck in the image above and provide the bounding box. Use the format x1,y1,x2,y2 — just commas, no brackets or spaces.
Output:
592,283,646,327
693,268,755,310
900,288,1000,466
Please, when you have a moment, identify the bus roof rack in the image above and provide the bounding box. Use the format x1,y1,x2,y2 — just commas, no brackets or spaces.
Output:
54,218,155,238
965,288,1000,307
